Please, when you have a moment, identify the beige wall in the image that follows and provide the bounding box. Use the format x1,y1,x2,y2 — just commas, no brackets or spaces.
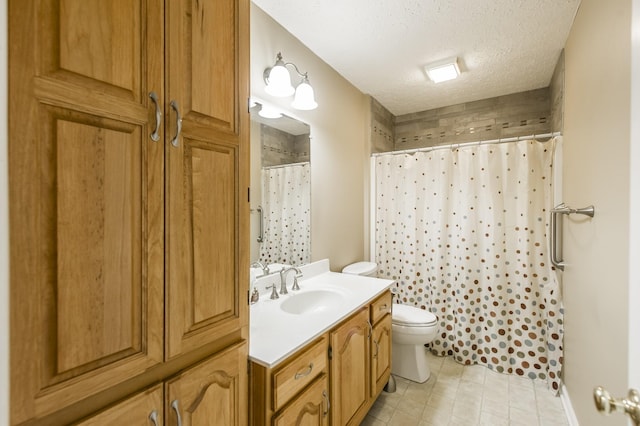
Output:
563,0,631,424
251,4,370,271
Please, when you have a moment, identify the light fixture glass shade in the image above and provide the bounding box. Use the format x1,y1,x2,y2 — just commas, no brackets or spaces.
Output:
291,79,318,110
265,63,295,97
258,104,282,119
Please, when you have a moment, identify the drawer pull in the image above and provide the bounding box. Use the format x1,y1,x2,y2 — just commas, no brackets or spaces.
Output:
379,303,388,311
294,363,314,380
171,400,183,426
149,410,159,426
148,92,161,142
169,100,182,147
322,390,330,417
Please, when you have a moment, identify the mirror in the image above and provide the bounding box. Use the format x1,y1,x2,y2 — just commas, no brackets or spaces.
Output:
250,101,311,272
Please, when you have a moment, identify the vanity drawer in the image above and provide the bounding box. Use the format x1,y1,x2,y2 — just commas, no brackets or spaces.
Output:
272,335,328,411
370,291,392,325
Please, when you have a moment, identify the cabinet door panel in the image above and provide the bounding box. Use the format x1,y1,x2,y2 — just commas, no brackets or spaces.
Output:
166,342,248,426
167,0,239,136
371,314,392,397
167,138,241,357
9,1,164,422
75,384,163,426
273,375,329,426
330,308,370,426
54,112,143,375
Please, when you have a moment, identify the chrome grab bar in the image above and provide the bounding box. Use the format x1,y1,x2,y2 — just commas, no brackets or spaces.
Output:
257,205,264,243
550,203,595,271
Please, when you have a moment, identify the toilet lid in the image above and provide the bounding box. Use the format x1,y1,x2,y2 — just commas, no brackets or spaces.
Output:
341,261,377,275
392,304,438,326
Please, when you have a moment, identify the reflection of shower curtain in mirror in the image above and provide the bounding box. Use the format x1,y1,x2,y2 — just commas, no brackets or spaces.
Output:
260,162,311,266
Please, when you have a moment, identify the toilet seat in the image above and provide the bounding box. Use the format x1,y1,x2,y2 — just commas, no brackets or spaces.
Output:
392,304,437,327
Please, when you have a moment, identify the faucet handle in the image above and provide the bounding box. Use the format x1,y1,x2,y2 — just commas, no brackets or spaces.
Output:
292,274,301,291
269,284,279,300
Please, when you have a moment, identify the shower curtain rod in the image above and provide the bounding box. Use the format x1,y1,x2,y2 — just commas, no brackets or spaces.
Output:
371,132,562,157
262,161,310,170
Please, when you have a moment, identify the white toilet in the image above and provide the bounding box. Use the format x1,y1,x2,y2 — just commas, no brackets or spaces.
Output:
342,261,439,383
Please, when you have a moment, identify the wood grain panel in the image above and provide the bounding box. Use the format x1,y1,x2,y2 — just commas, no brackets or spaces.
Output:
190,145,235,324
74,384,163,425
167,137,241,358
272,375,329,426
190,0,234,125
9,0,164,420
166,341,248,426
55,118,141,374
168,0,238,136
330,308,370,426
59,0,139,93
371,314,392,397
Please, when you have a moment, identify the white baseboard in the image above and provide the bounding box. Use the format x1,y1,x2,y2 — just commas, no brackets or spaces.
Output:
561,384,580,425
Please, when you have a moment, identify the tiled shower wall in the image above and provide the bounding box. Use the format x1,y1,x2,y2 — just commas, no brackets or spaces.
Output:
261,124,310,167
370,52,565,153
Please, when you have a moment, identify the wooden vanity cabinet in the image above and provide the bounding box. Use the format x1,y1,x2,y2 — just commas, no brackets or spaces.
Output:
250,335,329,425
8,0,249,423
249,290,393,426
329,291,392,426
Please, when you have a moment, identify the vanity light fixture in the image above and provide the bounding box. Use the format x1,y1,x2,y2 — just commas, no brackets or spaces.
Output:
257,103,282,119
425,57,461,83
264,52,318,110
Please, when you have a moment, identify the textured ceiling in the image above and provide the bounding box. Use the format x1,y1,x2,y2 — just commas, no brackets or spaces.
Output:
252,0,581,116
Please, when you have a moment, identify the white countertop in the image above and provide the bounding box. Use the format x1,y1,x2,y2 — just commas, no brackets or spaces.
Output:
248,259,394,368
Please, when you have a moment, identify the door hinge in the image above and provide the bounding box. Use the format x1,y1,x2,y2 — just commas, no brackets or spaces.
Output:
248,187,250,203
247,359,251,375
328,346,332,361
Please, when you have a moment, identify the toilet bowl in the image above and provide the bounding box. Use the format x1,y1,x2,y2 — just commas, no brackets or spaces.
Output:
341,262,439,383
391,303,438,383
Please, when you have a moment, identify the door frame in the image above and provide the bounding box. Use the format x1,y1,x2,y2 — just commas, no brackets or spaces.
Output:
629,0,640,394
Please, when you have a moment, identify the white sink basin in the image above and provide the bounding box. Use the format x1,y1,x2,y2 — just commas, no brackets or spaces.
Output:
280,289,345,315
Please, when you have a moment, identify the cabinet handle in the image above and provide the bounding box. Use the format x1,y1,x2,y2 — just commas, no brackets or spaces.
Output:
148,92,161,142
148,409,159,426
170,100,182,147
367,320,373,338
294,362,314,380
171,400,183,426
379,303,388,312
322,390,330,417
373,339,379,359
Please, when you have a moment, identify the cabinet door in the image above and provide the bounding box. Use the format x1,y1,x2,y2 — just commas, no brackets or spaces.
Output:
272,375,330,426
165,0,250,359
371,314,392,397
329,308,370,426
166,341,248,426
9,1,164,422
75,384,164,426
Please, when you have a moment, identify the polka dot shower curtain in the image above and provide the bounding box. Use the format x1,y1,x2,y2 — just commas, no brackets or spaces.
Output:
259,162,311,266
374,138,564,393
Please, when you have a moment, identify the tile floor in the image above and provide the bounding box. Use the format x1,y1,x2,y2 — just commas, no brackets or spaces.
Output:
361,352,569,426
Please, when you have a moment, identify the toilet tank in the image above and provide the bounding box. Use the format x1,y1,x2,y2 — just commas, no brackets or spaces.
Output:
341,261,377,277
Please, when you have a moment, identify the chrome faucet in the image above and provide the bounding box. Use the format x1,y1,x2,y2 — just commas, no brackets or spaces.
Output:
251,261,270,276
279,266,302,294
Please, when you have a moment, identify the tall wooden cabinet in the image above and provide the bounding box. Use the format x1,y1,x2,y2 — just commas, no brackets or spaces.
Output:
8,0,249,424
